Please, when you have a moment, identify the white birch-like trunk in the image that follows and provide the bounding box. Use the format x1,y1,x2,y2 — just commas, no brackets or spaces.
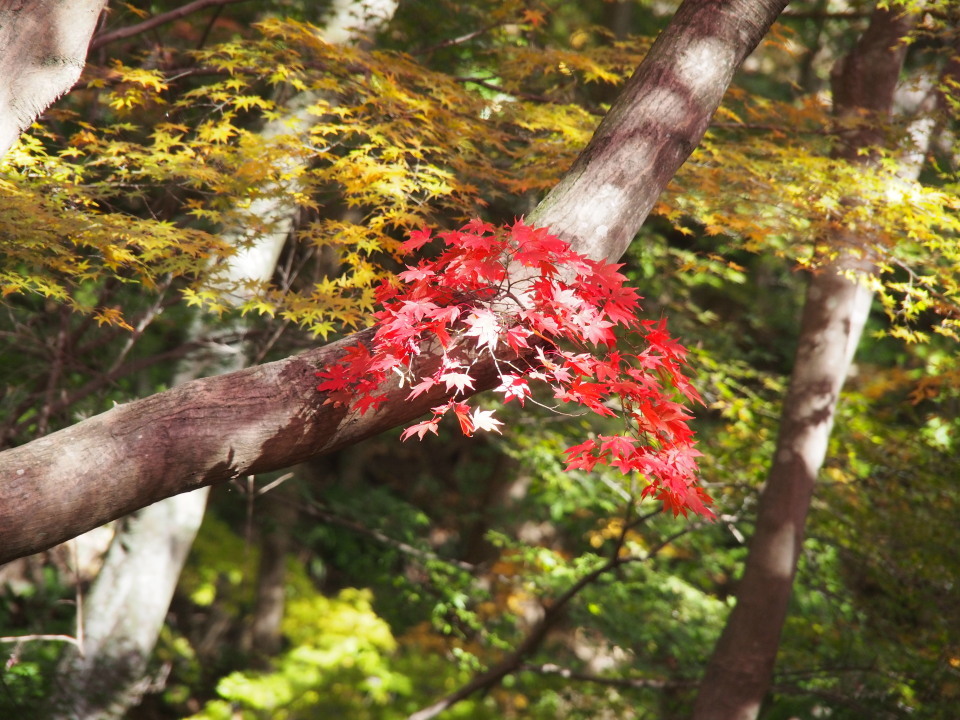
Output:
45,4,399,717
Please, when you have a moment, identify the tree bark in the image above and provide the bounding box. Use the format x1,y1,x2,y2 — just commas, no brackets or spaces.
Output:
689,7,915,720
0,0,106,157
529,0,783,262
0,0,789,566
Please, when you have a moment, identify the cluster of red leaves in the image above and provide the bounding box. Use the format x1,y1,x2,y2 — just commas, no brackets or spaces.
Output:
316,219,712,517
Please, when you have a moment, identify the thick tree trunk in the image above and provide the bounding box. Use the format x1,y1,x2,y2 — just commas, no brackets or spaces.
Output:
0,0,789,565
689,7,915,720
0,0,106,157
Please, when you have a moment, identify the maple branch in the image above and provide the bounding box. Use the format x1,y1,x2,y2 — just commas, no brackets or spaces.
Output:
90,0,249,51
415,20,505,55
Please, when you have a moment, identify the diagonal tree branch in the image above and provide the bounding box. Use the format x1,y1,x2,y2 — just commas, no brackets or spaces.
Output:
0,0,789,566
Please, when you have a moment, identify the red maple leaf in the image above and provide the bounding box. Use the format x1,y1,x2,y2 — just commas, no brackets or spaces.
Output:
401,227,433,253
354,393,388,415
401,417,440,441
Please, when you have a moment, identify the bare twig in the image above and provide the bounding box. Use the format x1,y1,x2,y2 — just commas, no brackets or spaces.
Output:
301,502,477,574
0,634,83,648
1,542,88,658
7,336,245,439
709,121,832,135
780,10,870,20
37,307,70,437
415,21,504,55
90,0,249,51
453,76,569,107
196,2,226,49
255,472,295,497
519,663,698,690
107,275,174,375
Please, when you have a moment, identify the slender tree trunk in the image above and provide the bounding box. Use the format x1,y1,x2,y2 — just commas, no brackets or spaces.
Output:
44,492,207,718
0,0,106,156
0,0,789,565
44,5,400,717
244,484,299,658
690,7,915,720
690,249,876,720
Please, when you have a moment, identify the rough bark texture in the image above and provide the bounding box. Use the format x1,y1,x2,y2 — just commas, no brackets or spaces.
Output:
0,0,106,157
0,0,789,565
689,8,915,720
529,0,787,262
689,250,876,720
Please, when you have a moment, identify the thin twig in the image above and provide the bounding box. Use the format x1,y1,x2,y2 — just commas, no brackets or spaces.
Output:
91,0,249,51
197,2,226,49
8,337,243,438
519,663,698,690
72,540,85,657
710,121,832,135
107,274,174,375
780,10,871,20
301,502,477,573
37,307,70,437
0,634,82,649
454,76,564,107
415,21,504,55
256,472,295,497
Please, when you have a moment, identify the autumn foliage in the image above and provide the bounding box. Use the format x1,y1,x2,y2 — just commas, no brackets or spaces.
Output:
317,220,711,516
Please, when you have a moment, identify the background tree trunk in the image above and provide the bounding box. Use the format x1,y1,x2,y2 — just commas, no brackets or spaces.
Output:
44,491,207,718
43,4,400,717
690,7,916,720
244,484,299,658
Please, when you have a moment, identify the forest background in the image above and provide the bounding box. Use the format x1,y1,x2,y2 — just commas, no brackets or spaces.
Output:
0,1,958,719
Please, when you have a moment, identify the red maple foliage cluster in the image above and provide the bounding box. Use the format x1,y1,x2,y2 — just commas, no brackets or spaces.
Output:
316,219,712,517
